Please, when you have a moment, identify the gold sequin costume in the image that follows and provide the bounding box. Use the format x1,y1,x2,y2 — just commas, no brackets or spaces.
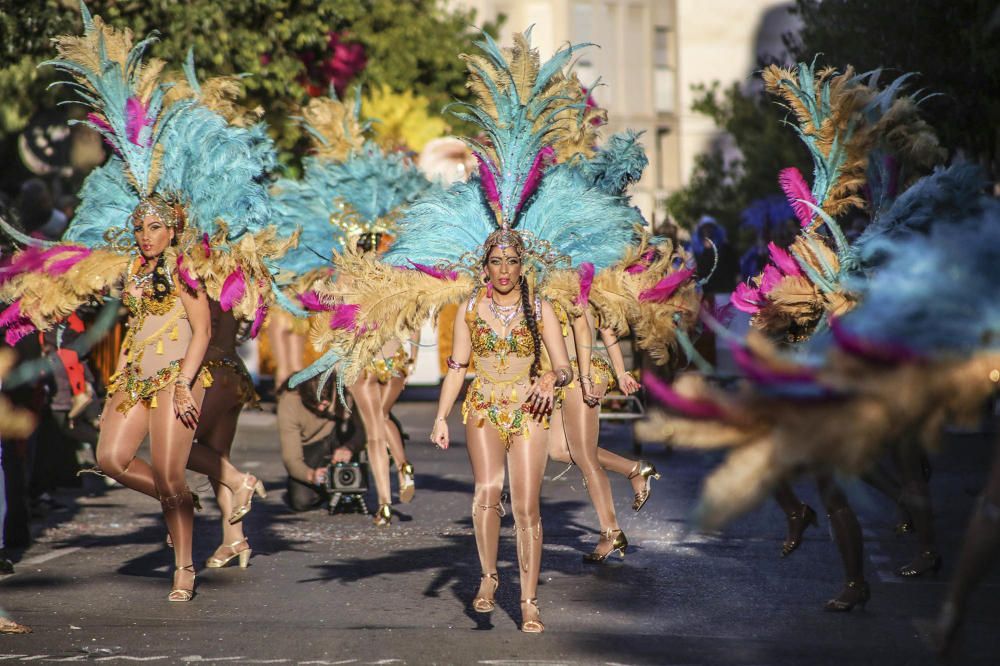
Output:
367,343,412,384
551,303,617,392
461,289,546,448
107,257,212,413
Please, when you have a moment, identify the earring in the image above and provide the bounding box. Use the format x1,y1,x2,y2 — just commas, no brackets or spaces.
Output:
486,282,494,298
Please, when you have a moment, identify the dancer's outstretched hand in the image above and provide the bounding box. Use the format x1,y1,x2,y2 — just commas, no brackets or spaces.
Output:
525,371,556,420
173,380,199,429
617,371,641,396
431,417,450,450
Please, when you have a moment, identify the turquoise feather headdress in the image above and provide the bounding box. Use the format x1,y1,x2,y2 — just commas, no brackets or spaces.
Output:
381,29,644,276
272,90,435,278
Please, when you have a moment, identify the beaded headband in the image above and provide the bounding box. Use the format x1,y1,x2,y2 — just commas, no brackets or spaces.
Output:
129,195,183,229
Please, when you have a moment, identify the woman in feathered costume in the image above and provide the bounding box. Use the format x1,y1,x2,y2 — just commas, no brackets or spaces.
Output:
638,61,965,612
0,5,291,600
291,30,668,631
540,126,695,562
273,90,434,523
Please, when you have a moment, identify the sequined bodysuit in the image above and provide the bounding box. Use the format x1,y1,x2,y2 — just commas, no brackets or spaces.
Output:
461,289,545,448
107,257,211,413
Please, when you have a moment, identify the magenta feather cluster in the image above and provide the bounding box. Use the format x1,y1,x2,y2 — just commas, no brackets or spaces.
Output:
639,268,693,303
779,167,816,227
219,267,246,312
575,262,595,306
125,97,153,147
406,260,459,281
298,291,333,312
515,146,554,217
643,372,728,421
175,255,201,292
829,316,919,365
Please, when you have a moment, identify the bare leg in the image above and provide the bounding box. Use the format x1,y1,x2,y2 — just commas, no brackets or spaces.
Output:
350,374,391,513
150,382,205,598
466,424,506,610
508,424,548,631
774,480,817,557
195,375,247,565
818,475,869,612
380,375,413,502
894,443,940,576
270,311,304,390
95,394,156,499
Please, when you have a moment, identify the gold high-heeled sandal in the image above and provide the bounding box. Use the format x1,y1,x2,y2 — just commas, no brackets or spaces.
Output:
520,598,545,633
472,572,499,612
168,565,196,602
582,528,628,563
205,537,252,569
228,474,266,525
628,461,661,512
373,503,392,527
398,462,415,504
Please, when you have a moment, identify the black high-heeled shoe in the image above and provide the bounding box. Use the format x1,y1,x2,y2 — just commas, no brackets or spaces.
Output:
781,503,818,557
823,581,870,612
895,550,942,577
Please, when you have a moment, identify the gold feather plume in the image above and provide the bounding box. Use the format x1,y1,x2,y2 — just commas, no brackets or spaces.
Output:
183,225,300,322
299,96,366,162
460,31,589,166
164,73,262,127
305,249,476,387
586,235,701,366
0,246,131,329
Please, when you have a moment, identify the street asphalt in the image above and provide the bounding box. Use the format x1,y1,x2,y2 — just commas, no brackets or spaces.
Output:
1,400,998,665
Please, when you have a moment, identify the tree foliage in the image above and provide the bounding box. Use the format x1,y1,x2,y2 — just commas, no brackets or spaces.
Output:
787,0,1000,173
664,81,809,242
0,0,500,168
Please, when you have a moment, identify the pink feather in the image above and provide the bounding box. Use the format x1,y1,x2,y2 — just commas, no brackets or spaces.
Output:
730,344,817,384
329,304,360,331
767,242,802,277
638,268,694,303
730,282,764,314
219,268,246,312
644,372,729,421
86,112,119,154
201,233,212,257
5,321,35,346
515,146,555,216
758,265,784,296
125,97,153,147
0,301,22,329
175,255,201,292
298,291,333,311
829,316,919,365
779,167,816,227
250,299,267,339
475,153,501,208
406,260,458,281
625,250,658,274
575,262,595,306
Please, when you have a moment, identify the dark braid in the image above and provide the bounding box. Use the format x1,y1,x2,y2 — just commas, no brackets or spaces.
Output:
520,277,542,379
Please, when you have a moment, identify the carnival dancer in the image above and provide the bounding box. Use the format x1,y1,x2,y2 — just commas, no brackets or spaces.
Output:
272,91,433,524
638,61,958,612
0,6,294,600
292,30,671,632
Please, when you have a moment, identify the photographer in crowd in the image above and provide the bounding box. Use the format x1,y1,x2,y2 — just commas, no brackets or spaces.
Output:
278,377,364,511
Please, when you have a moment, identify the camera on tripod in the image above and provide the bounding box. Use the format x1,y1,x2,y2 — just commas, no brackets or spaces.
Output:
324,451,370,514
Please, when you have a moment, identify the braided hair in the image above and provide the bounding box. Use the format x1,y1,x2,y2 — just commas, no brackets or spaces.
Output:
519,276,542,380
